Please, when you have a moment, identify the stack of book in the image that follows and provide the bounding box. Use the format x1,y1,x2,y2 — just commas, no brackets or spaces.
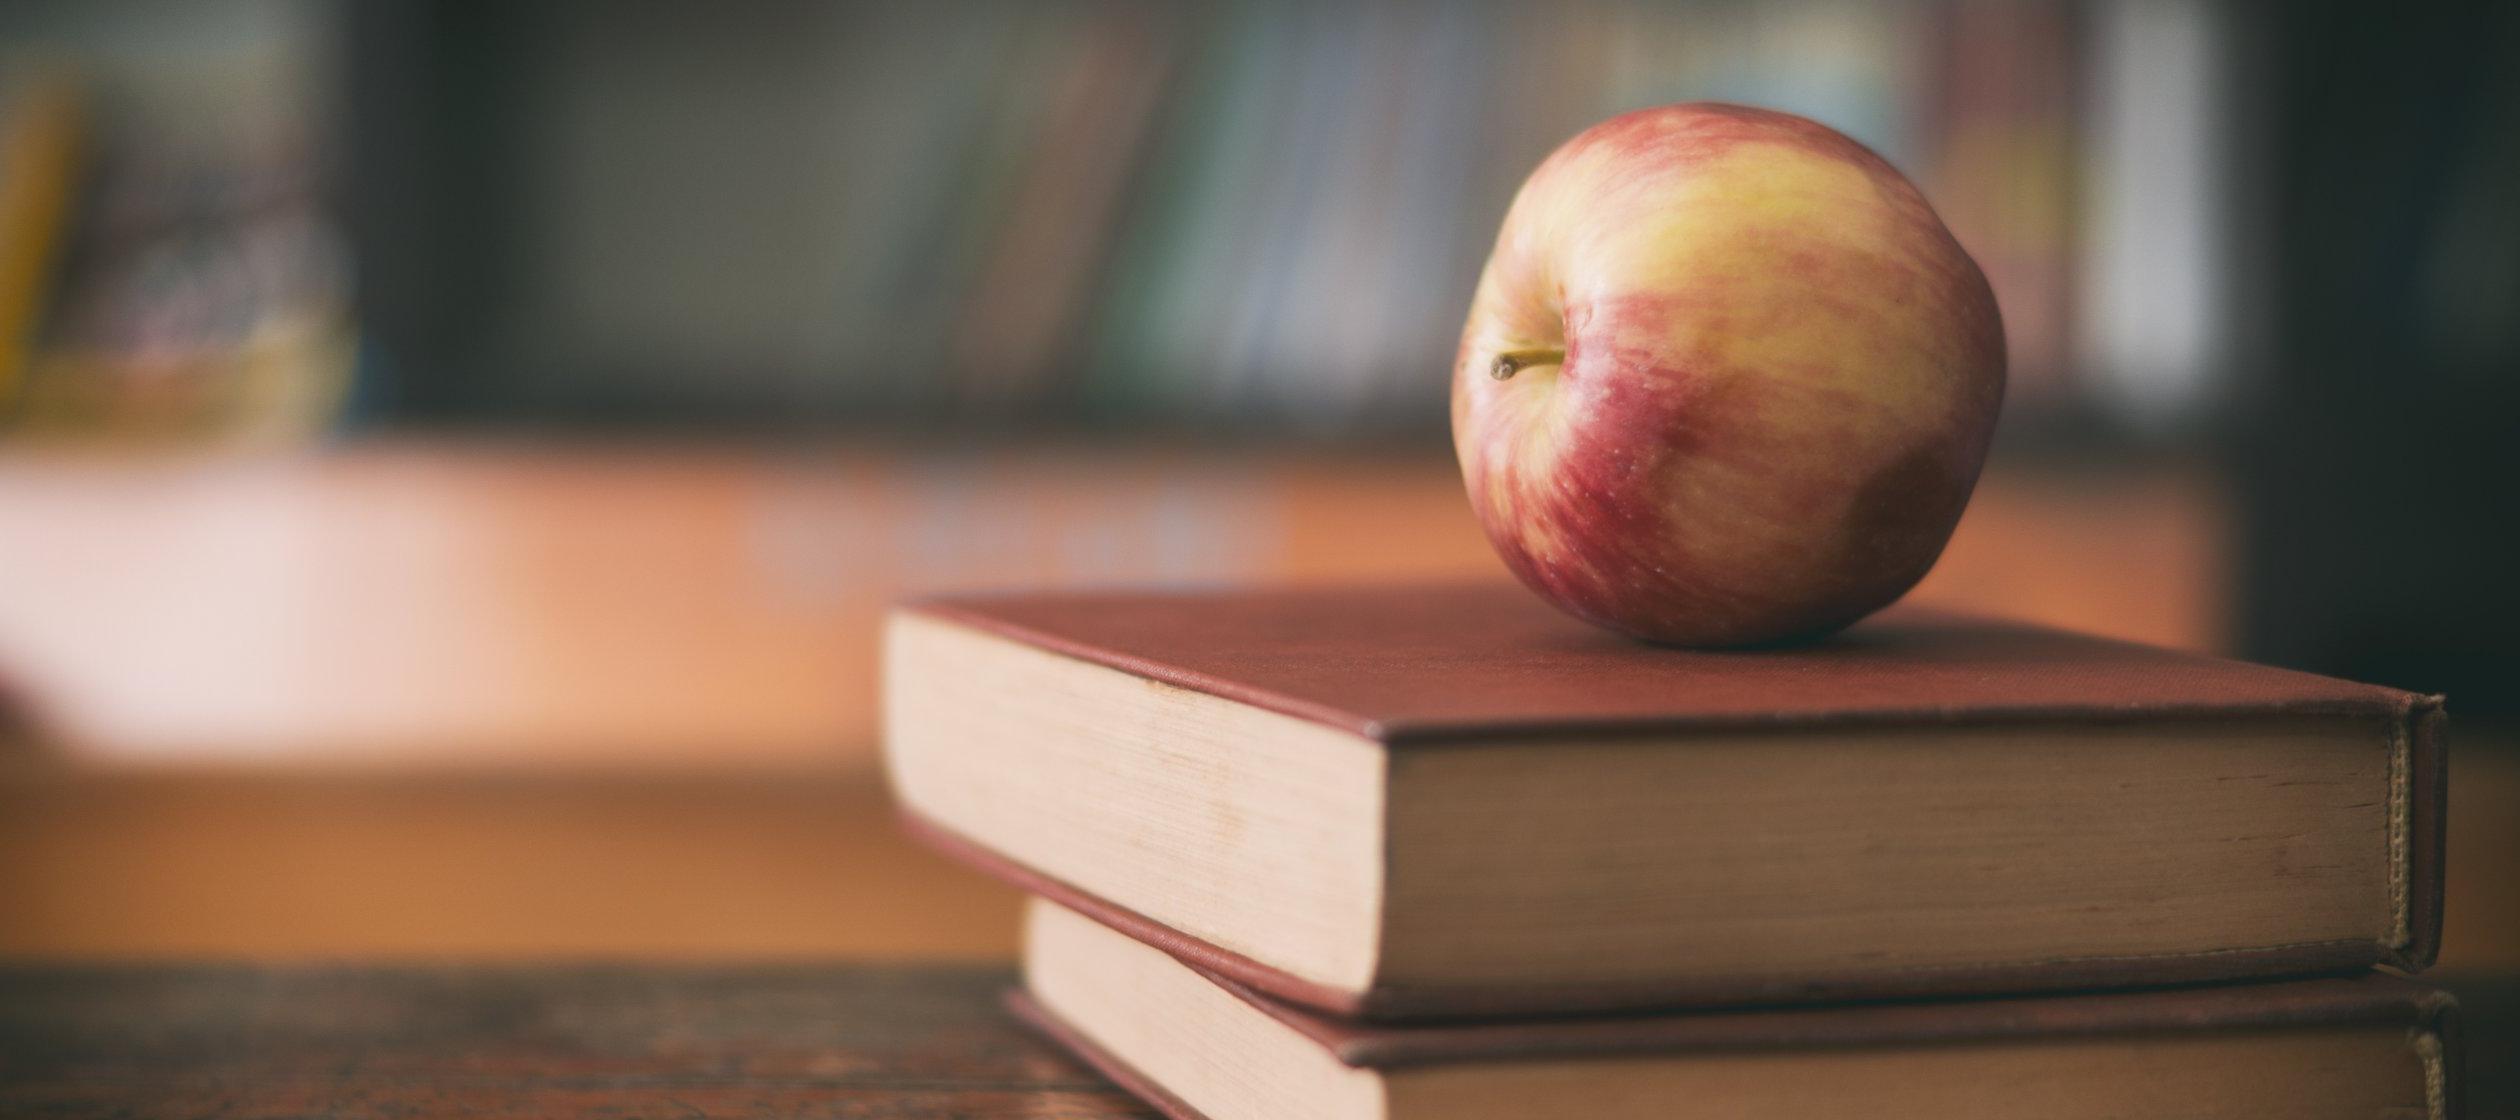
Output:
884,584,2458,1118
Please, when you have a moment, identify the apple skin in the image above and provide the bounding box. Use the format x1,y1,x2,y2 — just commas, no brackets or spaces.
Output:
1452,103,2004,647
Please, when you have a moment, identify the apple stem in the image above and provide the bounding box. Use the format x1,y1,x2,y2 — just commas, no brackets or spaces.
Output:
1490,348,1565,380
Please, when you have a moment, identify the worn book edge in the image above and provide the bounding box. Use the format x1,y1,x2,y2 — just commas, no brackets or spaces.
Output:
896,594,2445,976
1010,988,1222,1120
2392,696,2449,972
1007,978,2460,1117
897,592,2435,743
908,809,2407,1022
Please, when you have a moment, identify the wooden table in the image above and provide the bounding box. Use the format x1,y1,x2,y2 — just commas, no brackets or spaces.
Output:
0,965,1154,1118
6,966,2514,1118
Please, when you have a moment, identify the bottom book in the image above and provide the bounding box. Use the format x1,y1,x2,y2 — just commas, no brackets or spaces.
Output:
1014,897,2461,1120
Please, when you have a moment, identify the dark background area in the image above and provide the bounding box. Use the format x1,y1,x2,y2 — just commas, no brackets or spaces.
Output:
2233,1,2520,713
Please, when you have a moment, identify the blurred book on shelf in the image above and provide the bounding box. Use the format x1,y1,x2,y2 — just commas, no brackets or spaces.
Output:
360,0,2178,438
1923,0,2078,404
0,68,82,412
0,1,353,446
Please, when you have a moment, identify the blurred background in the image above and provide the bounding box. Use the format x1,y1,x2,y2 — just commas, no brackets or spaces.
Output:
1,0,2514,1091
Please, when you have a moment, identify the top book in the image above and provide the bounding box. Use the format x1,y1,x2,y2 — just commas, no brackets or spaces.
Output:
885,583,2443,1021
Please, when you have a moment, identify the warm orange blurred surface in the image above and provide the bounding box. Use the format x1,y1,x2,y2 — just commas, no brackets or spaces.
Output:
2,444,2506,972
3,752,2513,970
0,767,1019,961
0,442,2221,769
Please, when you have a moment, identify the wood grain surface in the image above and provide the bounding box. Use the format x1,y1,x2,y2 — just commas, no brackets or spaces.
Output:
0,964,1152,1118
1,966,2513,1118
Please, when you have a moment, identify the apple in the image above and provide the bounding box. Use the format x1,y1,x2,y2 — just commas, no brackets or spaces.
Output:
1452,103,2005,647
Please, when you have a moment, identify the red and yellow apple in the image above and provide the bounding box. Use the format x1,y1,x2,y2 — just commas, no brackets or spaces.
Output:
1453,103,2005,647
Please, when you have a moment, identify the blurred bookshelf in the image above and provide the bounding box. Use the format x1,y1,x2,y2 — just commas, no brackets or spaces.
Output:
0,0,350,445
3,0,2513,750
2,0,2255,442
343,0,2222,443
2,0,2269,769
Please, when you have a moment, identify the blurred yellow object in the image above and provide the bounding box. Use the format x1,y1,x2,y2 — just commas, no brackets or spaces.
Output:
0,58,352,446
13,311,355,446
0,70,82,409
